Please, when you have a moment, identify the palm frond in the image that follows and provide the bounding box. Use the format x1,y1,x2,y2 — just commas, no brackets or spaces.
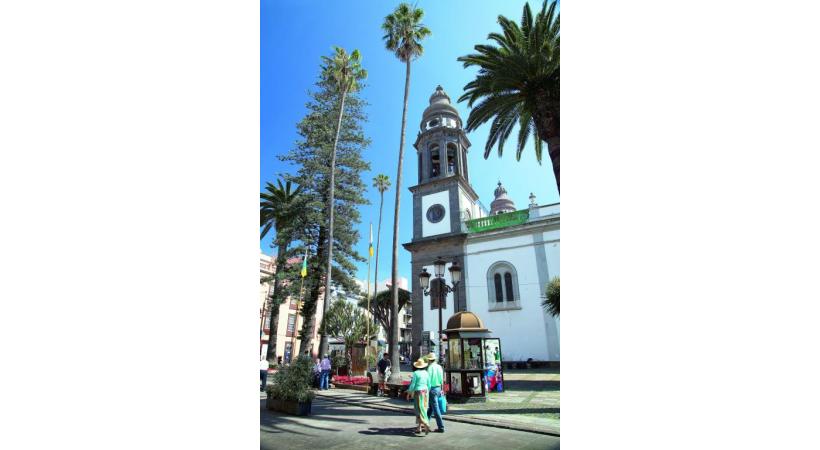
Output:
457,0,558,171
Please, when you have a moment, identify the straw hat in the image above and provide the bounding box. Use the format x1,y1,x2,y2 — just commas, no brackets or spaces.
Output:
413,358,428,369
424,352,437,362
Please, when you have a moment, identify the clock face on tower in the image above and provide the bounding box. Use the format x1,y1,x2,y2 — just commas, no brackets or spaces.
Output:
426,204,445,223
420,191,451,237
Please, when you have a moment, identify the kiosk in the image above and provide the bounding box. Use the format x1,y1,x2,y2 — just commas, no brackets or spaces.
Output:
443,311,504,403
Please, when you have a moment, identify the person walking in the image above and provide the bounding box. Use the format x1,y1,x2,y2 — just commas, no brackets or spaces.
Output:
376,352,391,396
425,352,445,433
260,357,269,392
406,358,431,435
319,354,332,390
312,358,322,388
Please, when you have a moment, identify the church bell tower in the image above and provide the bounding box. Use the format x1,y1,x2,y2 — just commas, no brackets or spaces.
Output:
403,86,483,361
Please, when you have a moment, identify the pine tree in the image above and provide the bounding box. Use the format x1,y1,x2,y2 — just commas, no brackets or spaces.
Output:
279,74,371,356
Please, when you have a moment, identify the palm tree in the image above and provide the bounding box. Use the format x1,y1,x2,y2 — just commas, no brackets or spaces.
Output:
260,178,303,363
457,0,560,191
382,3,431,380
317,47,367,358
371,174,390,304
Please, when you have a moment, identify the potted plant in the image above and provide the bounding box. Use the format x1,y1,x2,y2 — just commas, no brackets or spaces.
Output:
265,356,315,416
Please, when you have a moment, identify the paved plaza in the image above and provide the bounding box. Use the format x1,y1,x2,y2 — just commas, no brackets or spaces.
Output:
261,396,559,450
261,368,560,447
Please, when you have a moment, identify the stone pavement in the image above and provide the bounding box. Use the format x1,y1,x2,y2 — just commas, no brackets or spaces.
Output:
261,396,559,450
263,368,560,436
314,388,559,437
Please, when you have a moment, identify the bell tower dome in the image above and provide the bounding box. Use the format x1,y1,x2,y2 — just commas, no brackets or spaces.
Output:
415,85,470,183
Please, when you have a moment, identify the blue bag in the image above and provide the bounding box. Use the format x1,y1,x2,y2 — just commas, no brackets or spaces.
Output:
440,393,447,414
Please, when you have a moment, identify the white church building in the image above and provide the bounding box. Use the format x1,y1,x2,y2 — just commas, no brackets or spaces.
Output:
404,86,560,365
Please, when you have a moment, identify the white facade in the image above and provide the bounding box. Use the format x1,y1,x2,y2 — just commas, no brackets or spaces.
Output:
463,204,560,362
417,203,560,363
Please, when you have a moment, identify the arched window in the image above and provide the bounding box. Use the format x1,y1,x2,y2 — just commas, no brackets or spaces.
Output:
486,261,520,311
504,273,514,302
446,143,457,175
494,274,503,302
430,144,440,178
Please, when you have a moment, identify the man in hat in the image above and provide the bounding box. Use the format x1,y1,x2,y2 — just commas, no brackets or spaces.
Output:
425,352,445,432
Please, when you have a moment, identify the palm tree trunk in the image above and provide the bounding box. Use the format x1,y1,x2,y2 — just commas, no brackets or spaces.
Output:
318,87,348,359
372,191,384,310
547,136,559,193
389,60,411,381
533,98,560,193
265,241,288,363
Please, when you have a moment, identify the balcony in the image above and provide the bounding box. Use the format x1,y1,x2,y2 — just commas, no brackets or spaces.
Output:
465,209,529,233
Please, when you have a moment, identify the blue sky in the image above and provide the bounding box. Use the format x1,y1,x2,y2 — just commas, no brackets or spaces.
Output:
261,0,559,286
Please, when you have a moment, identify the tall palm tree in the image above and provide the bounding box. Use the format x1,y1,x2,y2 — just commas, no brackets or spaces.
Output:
370,174,390,356
381,2,431,380
317,47,367,359
457,0,560,191
260,178,303,363
371,174,390,302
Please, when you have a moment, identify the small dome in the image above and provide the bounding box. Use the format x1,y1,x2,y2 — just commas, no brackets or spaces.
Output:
420,85,461,130
490,181,517,215
494,181,508,198
429,85,451,104
445,311,488,332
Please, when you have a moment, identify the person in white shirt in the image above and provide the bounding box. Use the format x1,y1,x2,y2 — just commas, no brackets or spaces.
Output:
260,358,270,392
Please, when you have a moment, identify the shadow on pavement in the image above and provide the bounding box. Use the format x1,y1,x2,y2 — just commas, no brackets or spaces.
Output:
451,407,560,415
500,380,560,391
358,427,422,437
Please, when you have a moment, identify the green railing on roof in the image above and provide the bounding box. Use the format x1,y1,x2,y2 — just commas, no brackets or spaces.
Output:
465,209,529,233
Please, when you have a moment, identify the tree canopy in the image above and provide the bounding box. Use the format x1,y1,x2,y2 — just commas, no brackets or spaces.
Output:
358,288,411,339
278,73,371,349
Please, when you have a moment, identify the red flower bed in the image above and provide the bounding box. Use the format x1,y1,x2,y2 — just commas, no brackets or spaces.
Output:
331,376,370,385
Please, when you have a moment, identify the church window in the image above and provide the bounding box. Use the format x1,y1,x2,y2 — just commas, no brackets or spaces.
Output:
487,262,520,310
504,273,514,302
430,144,440,178
447,143,457,175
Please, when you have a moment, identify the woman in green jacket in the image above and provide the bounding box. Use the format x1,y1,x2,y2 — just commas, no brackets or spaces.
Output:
406,358,431,435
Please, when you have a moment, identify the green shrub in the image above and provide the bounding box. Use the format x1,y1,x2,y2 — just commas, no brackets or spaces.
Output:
267,357,315,403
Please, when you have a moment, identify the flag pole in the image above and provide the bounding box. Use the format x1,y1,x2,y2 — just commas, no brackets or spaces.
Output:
292,247,309,361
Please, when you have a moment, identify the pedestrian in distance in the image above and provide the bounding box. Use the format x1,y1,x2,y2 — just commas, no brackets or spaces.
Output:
377,352,391,396
313,358,322,388
425,352,445,433
406,358,431,435
260,357,269,392
320,354,332,390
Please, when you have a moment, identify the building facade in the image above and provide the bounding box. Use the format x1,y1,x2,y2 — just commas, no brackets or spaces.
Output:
404,86,560,364
259,252,325,363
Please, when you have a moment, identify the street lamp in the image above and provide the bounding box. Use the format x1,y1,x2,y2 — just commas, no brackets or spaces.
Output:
419,257,461,363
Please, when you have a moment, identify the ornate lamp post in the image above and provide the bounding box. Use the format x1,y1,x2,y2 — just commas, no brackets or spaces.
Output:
419,257,461,362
